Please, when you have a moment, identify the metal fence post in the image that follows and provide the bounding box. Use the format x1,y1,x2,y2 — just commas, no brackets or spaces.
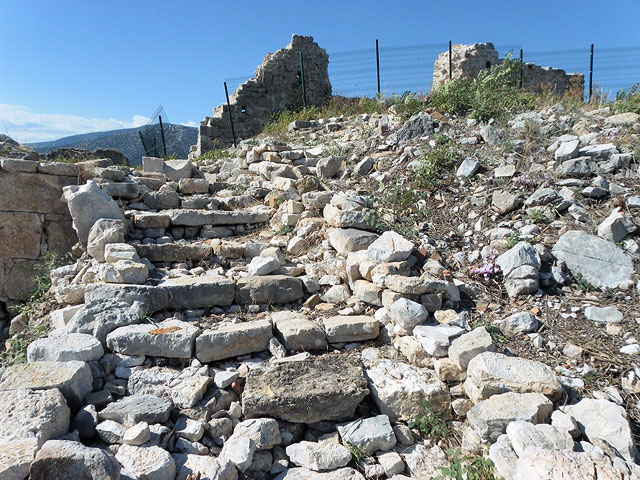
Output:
589,44,594,102
449,40,453,80
376,39,381,95
158,115,167,157
519,49,524,89
299,52,307,110
223,81,237,148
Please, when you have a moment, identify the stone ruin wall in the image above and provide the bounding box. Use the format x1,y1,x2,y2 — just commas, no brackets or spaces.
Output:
192,34,332,157
433,42,585,98
0,160,79,314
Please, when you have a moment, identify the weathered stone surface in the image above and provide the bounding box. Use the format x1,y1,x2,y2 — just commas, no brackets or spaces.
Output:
273,314,327,351
135,242,212,263
166,209,268,226
0,389,70,447
316,156,343,179
496,241,541,277
337,414,396,456
552,230,634,290
171,376,210,409
64,298,146,345
464,352,563,403
564,398,638,462
196,319,272,363
513,448,629,480
286,441,351,471
467,392,553,442
0,361,93,410
328,228,378,256
0,170,77,215
506,421,574,457
492,190,521,213
27,332,104,362
365,358,450,421
174,453,238,480
448,327,496,369
584,306,622,323
30,440,120,479
0,438,38,480
100,259,148,284
62,180,125,247
389,298,428,331
275,467,364,480
233,418,281,450
323,316,379,343
104,243,140,263
384,274,447,295
389,112,438,145
159,275,234,309
123,422,150,446
116,444,176,480
98,394,172,427
456,157,480,177
0,211,42,259
106,319,200,358
367,231,413,263
353,280,383,306
399,443,448,480
220,435,255,472
86,218,127,262
497,312,541,335
323,204,374,230
236,276,303,305
133,212,171,229
242,354,368,423
247,256,281,276
413,324,464,356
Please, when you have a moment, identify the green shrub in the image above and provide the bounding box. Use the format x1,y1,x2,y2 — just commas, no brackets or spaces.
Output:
390,91,425,120
613,83,640,114
430,54,535,121
414,136,459,190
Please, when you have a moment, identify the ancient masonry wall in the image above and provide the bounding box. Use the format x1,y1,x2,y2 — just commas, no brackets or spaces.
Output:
0,159,78,308
433,42,585,98
192,34,332,156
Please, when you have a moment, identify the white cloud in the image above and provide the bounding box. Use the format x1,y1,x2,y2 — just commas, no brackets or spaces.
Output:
0,103,151,144
181,120,198,128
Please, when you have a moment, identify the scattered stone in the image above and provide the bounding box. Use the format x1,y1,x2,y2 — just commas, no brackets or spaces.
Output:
337,415,396,456
584,306,623,323
196,319,272,362
323,316,379,343
116,444,176,480
286,441,351,471
506,421,573,457
497,312,541,335
467,392,553,441
106,319,200,358
27,332,104,362
448,327,495,369
456,157,480,177
98,394,172,427
367,231,413,263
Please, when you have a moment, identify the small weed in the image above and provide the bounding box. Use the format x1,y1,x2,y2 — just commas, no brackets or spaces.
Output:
574,273,600,293
198,148,230,163
505,232,522,249
408,399,450,440
346,442,367,463
8,252,72,318
472,318,506,344
437,448,501,480
163,153,178,160
526,209,549,224
414,136,461,191
0,322,49,370
389,91,425,120
276,225,294,235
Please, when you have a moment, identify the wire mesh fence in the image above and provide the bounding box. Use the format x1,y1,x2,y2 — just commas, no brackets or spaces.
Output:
224,42,640,102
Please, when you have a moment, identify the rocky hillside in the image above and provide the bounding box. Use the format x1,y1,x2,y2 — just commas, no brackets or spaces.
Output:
28,123,197,165
1,99,639,480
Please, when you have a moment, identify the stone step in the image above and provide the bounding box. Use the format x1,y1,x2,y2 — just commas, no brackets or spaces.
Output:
134,242,212,263
164,209,269,227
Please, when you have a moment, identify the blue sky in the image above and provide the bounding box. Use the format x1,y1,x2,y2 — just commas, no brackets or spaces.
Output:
2,0,639,143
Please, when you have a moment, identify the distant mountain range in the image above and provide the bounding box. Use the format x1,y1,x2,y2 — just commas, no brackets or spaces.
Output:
28,123,198,165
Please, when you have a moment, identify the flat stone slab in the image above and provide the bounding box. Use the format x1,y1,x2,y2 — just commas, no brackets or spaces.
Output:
464,352,563,403
106,319,200,358
273,314,327,351
552,230,634,290
133,212,171,229
166,209,269,226
195,319,273,363
337,414,397,456
0,389,70,447
242,354,369,423
160,275,235,309
0,438,39,480
323,316,379,343
0,361,93,410
236,275,304,305
134,243,212,263
27,332,104,363
98,394,172,427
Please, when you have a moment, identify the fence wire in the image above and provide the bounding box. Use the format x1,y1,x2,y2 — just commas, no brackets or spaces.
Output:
225,42,640,102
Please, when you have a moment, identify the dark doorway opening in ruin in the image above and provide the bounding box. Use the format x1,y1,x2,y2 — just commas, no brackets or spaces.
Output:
241,106,247,113
486,61,491,69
